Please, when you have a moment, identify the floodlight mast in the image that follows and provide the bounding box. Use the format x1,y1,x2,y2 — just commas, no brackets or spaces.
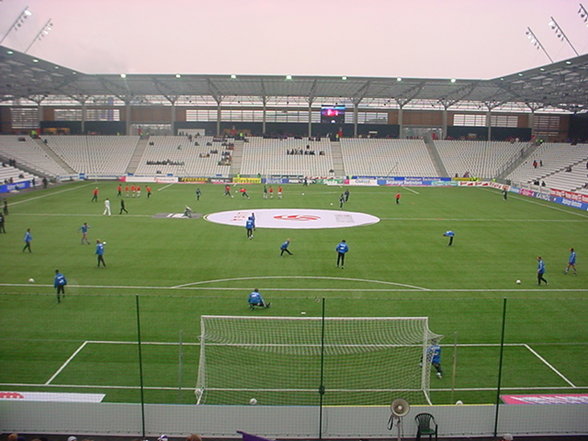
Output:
0,7,33,46
25,19,53,54
548,16,580,56
525,27,554,63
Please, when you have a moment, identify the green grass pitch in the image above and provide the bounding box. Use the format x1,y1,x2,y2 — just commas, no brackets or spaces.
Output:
0,181,586,405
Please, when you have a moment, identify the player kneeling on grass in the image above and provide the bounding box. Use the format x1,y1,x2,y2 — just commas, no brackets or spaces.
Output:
248,288,270,310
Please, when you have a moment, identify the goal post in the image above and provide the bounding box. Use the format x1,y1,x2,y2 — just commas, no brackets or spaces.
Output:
195,315,442,406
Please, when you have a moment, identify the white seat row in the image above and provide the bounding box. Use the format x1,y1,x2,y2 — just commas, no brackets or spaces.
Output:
435,140,526,179
0,136,68,177
507,143,588,188
0,165,39,183
340,138,436,177
134,136,230,177
240,137,334,176
43,135,139,175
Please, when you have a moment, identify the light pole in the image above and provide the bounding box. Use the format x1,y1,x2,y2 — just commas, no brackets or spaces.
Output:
0,6,32,46
548,16,580,56
525,27,553,63
24,19,53,53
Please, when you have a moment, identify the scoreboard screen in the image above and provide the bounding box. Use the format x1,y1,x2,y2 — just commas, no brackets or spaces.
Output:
320,105,345,124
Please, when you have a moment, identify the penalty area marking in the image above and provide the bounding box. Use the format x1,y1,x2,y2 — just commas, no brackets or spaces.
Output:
45,341,88,385
403,187,420,195
523,344,577,388
157,183,175,192
5,341,583,393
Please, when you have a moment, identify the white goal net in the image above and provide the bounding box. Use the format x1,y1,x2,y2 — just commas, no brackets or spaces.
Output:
195,315,442,406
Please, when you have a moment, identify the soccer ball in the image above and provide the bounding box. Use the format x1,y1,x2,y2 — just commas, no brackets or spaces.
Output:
330,203,333,206
516,280,521,284
28,278,35,283
103,241,107,245
455,400,464,405
249,398,257,405
301,193,305,196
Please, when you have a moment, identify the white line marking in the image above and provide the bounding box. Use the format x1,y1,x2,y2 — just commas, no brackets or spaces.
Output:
157,183,175,192
86,340,199,346
8,183,92,206
1,283,587,294
45,341,88,385
86,340,526,349
379,218,587,222
0,383,585,392
171,276,430,291
431,386,588,391
482,188,588,218
523,344,577,388
403,187,420,194
511,194,588,218
12,213,151,218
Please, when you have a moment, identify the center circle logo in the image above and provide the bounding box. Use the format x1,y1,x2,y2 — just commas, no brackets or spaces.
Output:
205,209,380,229
274,215,320,221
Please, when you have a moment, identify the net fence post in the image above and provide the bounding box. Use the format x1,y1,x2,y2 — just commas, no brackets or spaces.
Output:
450,331,458,404
493,297,508,437
135,295,146,439
177,329,184,401
318,297,326,440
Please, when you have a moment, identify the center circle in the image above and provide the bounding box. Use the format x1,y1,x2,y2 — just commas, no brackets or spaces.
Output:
204,209,380,229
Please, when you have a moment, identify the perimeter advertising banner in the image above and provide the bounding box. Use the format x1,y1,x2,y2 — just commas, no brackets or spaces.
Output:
179,177,210,183
0,180,31,194
506,184,588,211
233,177,262,184
549,188,588,203
0,391,105,402
501,394,588,404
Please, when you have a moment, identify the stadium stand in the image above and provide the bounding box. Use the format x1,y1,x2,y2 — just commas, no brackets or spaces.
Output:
133,136,231,177
240,137,334,176
0,165,38,184
43,135,139,176
434,140,526,179
0,135,69,177
340,138,437,177
506,143,588,190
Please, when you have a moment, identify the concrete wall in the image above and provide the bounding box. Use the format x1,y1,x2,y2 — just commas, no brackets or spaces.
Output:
1,402,588,438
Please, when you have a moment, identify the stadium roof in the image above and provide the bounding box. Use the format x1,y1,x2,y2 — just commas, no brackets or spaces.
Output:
1,45,587,113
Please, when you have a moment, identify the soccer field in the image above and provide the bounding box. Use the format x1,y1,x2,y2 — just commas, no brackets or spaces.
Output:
0,181,586,406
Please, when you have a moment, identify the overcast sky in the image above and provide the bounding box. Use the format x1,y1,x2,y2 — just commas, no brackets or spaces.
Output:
0,0,586,79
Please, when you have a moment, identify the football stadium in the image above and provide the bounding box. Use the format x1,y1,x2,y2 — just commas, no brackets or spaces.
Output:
0,1,587,440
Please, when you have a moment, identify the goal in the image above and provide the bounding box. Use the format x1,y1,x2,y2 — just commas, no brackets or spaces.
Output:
195,315,442,406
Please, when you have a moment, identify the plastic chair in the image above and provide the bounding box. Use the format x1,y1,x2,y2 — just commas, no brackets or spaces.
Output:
415,412,438,441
